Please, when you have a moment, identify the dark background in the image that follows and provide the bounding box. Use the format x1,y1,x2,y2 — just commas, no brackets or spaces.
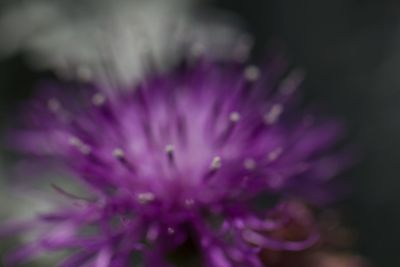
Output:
1,0,399,266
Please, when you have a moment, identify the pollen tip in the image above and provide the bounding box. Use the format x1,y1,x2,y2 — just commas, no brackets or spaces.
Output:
48,98,61,112
69,137,91,154
229,111,241,123
264,104,283,124
184,198,195,207
69,137,79,145
244,65,260,81
279,69,305,95
113,148,125,159
267,147,283,161
210,156,222,170
137,192,155,204
244,158,256,170
164,144,174,154
92,93,106,106
167,227,175,235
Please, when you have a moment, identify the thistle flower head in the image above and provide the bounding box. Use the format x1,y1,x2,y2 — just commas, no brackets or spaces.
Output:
7,58,348,267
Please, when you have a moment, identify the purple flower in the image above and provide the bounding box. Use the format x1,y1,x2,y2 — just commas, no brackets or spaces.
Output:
7,58,348,267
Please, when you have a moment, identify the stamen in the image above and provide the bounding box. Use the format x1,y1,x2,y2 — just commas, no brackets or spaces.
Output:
244,158,256,170
264,104,283,125
69,137,91,155
244,66,260,82
142,120,155,148
217,112,240,145
167,227,175,235
137,192,155,204
48,98,61,113
184,199,195,207
177,115,187,145
267,147,283,161
204,156,222,181
165,144,175,164
113,148,135,172
279,69,305,95
113,148,125,159
92,93,106,106
208,100,222,132
210,156,222,170
165,144,174,155
229,112,241,123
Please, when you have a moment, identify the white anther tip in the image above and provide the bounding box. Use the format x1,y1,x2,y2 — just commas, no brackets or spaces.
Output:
244,66,260,81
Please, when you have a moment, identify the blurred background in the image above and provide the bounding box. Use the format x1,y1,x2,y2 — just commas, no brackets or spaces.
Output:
0,0,399,266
